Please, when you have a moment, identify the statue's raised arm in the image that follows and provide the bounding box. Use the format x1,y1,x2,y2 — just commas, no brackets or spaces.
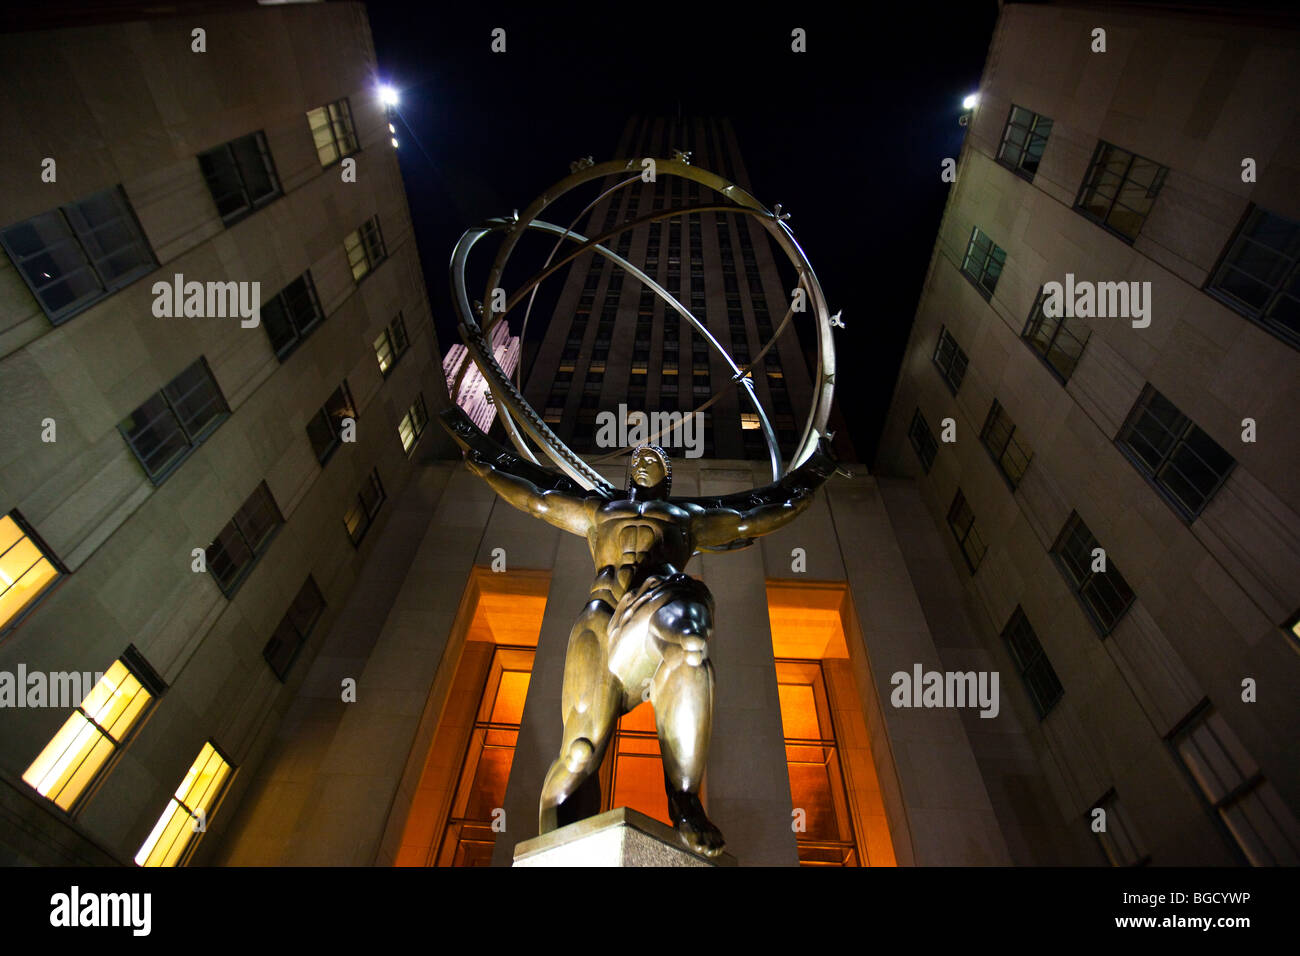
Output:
687,437,838,551
466,449,599,536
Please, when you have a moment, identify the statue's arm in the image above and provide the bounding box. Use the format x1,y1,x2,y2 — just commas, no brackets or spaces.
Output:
691,438,837,549
466,452,596,536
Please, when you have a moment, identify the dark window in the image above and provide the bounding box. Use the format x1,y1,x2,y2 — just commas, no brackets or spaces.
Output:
307,98,358,167
198,131,281,224
119,357,229,483
946,489,987,573
261,272,323,360
1022,288,1091,382
1075,141,1168,242
932,326,969,394
1001,608,1063,718
997,106,1053,181
344,469,386,546
1115,385,1235,520
346,217,387,283
306,381,356,465
1090,790,1148,867
0,185,155,323
980,400,1034,489
907,409,938,474
1206,205,1299,348
1051,513,1135,636
263,576,326,681
961,226,1006,299
207,482,283,597
374,312,410,377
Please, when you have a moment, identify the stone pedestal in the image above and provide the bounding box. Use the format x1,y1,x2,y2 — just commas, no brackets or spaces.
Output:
512,808,736,867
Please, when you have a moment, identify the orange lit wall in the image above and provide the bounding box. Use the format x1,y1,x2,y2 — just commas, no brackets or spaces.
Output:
394,568,548,866
768,581,897,867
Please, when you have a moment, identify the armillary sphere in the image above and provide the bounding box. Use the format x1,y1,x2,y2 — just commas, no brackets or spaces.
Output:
447,155,837,498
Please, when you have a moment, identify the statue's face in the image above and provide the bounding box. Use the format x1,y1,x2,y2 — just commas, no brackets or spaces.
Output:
630,447,668,490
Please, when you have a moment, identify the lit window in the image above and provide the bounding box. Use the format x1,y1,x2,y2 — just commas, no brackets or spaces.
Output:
980,399,1034,490
263,576,325,681
1,512,63,633
1116,385,1235,520
206,482,283,597
345,216,387,283
740,412,760,430
960,226,1006,299
907,409,937,474
379,314,411,365
996,105,1053,181
947,489,987,573
23,649,164,813
1206,205,1299,348
0,185,156,324
261,272,323,360
197,130,281,224
1075,141,1168,242
306,381,356,465
1051,512,1134,636
119,357,229,483
1170,705,1300,865
344,468,386,546
306,98,358,168
1000,607,1063,718
932,326,969,395
135,741,233,866
399,393,429,454
1022,288,1091,382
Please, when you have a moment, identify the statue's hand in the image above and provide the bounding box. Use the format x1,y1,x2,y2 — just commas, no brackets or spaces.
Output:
465,449,491,477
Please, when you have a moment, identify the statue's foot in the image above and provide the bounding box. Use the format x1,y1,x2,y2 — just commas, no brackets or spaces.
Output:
668,790,726,858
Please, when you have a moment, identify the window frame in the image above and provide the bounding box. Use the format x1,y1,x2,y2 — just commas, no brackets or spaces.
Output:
996,105,1054,182
263,576,326,682
960,226,1006,300
307,380,357,466
1050,512,1135,636
399,393,429,455
261,271,324,361
907,408,938,474
979,399,1034,491
0,510,68,638
206,481,284,598
1000,607,1063,719
307,97,359,169
344,468,386,547
345,216,388,284
1074,140,1169,243
946,489,987,573
197,130,283,226
1021,287,1091,383
119,356,230,485
134,739,235,867
932,325,969,395
1204,204,1300,350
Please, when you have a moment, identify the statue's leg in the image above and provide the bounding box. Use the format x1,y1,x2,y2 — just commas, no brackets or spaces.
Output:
538,600,619,834
649,597,726,857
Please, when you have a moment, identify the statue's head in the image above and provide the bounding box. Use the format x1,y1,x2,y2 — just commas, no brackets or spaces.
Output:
627,443,671,497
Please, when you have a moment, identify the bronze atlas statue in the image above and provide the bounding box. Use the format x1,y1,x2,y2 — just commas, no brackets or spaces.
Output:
441,153,840,858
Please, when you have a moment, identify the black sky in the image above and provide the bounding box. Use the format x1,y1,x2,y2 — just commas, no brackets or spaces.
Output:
365,2,999,463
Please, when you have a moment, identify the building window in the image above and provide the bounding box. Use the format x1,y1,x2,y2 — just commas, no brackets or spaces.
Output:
0,512,64,634
740,412,760,430
1022,288,1091,382
1206,205,1299,348
344,468,386,546
1115,385,1235,521
1001,608,1063,719
961,226,1005,299
261,272,324,360
345,216,387,282
374,312,409,377
946,489,987,573
206,482,283,597
1169,704,1300,865
197,130,281,225
306,98,358,167
1051,513,1134,636
0,185,156,324
135,741,234,866
263,576,326,681
399,393,429,454
907,409,938,474
1075,141,1168,242
996,105,1053,181
932,326,969,394
1090,790,1149,866
1285,609,1300,652
306,381,356,465
119,356,230,484
980,399,1034,490
22,647,164,814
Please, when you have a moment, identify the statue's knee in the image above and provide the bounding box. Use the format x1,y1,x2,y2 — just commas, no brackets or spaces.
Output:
681,635,707,667
565,737,594,773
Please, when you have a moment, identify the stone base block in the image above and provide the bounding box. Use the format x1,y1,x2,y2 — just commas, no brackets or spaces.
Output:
512,807,736,867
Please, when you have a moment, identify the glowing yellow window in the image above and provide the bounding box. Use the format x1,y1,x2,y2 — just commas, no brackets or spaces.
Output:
23,655,159,812
0,512,61,632
344,229,369,282
135,741,233,867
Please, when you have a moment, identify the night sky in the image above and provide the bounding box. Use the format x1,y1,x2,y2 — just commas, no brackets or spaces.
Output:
366,2,999,463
